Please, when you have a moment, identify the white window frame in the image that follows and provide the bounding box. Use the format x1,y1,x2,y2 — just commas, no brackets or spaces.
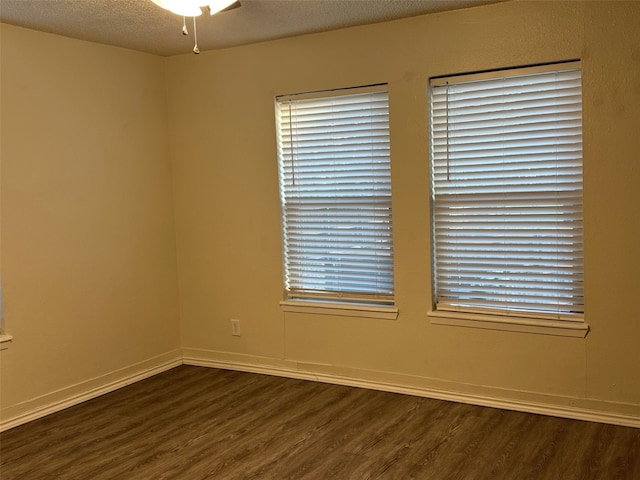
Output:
427,62,588,337
275,85,397,320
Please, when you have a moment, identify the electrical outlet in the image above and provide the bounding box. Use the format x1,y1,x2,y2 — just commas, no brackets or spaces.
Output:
231,319,241,336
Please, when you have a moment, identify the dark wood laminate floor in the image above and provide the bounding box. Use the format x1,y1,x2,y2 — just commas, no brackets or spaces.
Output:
1,366,639,480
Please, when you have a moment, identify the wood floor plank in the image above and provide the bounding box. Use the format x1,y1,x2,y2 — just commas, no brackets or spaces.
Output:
1,365,639,479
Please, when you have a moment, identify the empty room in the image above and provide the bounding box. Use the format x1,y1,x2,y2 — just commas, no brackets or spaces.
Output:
1,0,639,478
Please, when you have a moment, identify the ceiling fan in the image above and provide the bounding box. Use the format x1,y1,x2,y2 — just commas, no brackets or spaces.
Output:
150,0,241,54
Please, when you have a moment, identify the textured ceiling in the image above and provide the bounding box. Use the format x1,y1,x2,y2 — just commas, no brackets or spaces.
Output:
0,0,505,57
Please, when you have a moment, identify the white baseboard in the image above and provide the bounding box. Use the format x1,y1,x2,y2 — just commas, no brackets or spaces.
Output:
3,348,638,432
183,349,640,429
0,350,182,432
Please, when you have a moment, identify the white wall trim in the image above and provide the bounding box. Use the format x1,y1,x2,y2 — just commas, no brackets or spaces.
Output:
428,310,589,338
281,301,398,320
3,348,638,432
183,349,640,429
0,350,183,432
0,333,13,351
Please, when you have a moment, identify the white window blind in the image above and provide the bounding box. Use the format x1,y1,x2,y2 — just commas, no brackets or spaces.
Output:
430,62,584,320
275,87,394,304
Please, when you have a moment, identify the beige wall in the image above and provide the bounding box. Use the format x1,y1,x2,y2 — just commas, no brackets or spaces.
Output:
0,24,181,423
1,0,638,427
167,0,640,418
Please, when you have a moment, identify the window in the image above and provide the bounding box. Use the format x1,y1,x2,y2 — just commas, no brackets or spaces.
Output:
275,86,395,310
429,62,587,336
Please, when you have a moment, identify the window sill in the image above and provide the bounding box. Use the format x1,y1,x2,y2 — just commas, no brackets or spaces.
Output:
428,310,589,338
0,333,13,351
281,301,398,320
